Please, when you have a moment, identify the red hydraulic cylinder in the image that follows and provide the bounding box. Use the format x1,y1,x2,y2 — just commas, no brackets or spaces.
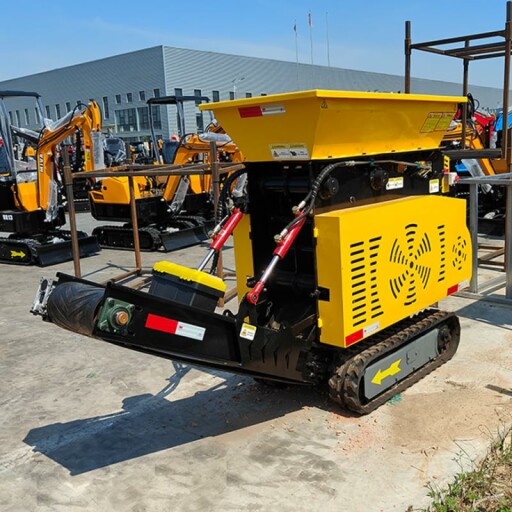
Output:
197,207,244,272
247,216,307,305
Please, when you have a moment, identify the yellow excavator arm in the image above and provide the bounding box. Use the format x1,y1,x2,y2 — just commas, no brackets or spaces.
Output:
36,101,101,210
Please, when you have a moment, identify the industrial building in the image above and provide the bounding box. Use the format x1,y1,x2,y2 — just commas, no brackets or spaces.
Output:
0,45,504,141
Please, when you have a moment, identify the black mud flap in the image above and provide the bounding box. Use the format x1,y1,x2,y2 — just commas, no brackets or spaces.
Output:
160,220,214,252
35,235,100,266
45,274,309,384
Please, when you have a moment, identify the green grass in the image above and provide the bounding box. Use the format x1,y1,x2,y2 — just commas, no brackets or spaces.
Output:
422,427,512,512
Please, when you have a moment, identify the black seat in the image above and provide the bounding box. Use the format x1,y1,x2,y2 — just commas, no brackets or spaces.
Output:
161,140,179,164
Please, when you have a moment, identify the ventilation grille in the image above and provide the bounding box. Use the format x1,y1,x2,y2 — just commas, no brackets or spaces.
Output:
438,224,446,282
452,235,468,271
389,223,433,306
349,236,383,327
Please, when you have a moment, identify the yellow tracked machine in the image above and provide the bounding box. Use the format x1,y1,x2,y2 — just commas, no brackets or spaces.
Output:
33,90,471,414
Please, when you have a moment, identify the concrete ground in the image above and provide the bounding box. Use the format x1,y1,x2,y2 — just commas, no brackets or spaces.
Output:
1,212,512,512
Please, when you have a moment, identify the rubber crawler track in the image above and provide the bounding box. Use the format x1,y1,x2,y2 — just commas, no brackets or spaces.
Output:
92,225,162,251
328,309,460,415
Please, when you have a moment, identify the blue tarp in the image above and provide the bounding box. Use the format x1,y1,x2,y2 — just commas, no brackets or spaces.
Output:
493,111,512,131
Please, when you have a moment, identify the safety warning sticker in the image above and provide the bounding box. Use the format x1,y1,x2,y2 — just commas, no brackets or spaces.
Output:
270,143,310,160
421,112,455,133
240,322,257,340
429,179,440,193
386,177,404,190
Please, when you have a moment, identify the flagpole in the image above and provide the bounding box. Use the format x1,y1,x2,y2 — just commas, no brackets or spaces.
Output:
326,11,331,88
308,11,314,65
294,19,300,90
326,12,331,68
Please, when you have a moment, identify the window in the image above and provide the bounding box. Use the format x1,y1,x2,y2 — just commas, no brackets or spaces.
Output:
151,105,161,130
137,107,150,130
229,91,235,100
245,92,252,98
15,110,21,125
126,92,133,103
55,104,61,118
139,90,145,101
212,90,220,102
174,88,182,97
24,109,30,125
66,102,71,113
261,93,267,96
194,89,204,132
8,111,13,124
153,88,160,98
45,106,51,118
34,108,40,124
115,94,121,104
102,97,109,119
115,108,137,132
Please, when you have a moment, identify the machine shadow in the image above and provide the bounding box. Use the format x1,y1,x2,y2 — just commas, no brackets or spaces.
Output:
24,363,343,476
454,299,512,331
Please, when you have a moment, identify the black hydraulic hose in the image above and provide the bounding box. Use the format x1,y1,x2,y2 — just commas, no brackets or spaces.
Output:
215,168,247,223
282,160,369,234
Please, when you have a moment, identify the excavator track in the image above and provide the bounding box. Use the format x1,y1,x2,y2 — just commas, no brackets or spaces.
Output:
0,237,39,264
0,230,98,266
328,309,460,415
92,225,162,251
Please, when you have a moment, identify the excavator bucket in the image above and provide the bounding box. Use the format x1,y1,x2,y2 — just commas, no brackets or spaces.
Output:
159,220,215,252
35,234,100,266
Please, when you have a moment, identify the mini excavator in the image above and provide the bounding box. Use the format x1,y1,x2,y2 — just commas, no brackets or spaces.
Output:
89,95,243,251
0,92,100,265
33,90,472,414
442,94,507,234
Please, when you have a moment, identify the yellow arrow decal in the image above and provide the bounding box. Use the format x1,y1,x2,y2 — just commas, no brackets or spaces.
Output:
10,250,27,258
371,359,402,385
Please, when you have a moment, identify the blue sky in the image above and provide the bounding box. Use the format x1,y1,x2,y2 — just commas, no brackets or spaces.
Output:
1,0,510,88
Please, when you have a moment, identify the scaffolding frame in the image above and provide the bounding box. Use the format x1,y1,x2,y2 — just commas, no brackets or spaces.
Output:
404,2,512,303
62,143,244,305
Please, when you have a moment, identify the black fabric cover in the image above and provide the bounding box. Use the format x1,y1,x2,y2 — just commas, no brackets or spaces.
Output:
47,282,104,336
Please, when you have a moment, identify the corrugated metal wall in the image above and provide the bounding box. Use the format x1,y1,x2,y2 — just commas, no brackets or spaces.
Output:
0,45,504,141
0,47,167,140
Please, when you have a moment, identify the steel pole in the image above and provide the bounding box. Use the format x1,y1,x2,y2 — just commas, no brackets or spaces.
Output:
210,141,225,306
506,182,512,298
128,176,142,272
469,183,479,293
502,2,512,163
461,41,470,152
62,149,81,278
405,21,411,93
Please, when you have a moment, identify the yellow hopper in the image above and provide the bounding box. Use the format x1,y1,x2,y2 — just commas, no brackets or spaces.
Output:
200,89,465,162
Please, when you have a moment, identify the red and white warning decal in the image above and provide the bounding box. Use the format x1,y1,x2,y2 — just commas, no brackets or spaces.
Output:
345,321,381,347
238,104,286,118
145,313,205,341
447,279,470,295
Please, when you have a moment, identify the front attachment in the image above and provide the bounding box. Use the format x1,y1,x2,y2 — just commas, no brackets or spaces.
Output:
39,274,312,384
